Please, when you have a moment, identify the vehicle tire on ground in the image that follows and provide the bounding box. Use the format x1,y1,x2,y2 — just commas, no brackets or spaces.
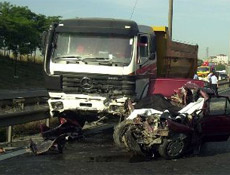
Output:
158,135,187,160
123,126,142,154
113,119,133,147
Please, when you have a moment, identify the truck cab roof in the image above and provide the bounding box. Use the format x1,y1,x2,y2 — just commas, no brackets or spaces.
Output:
56,18,140,36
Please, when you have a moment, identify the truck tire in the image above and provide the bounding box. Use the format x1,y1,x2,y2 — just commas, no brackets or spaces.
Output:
158,135,186,160
113,120,133,147
60,111,86,128
74,115,86,128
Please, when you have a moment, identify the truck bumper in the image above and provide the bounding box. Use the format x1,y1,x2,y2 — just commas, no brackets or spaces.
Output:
48,92,128,116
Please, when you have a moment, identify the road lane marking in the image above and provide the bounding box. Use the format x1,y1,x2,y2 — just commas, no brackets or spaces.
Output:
0,148,27,161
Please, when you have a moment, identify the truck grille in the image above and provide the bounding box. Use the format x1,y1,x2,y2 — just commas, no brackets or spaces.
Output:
56,72,136,97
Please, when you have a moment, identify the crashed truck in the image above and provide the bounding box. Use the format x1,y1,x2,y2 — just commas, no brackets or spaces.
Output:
42,18,201,124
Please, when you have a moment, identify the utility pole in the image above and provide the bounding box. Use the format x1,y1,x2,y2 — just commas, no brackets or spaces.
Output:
14,45,19,78
168,0,173,40
206,47,209,59
229,38,230,64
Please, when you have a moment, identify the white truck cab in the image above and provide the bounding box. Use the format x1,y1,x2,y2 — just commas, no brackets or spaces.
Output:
43,18,157,118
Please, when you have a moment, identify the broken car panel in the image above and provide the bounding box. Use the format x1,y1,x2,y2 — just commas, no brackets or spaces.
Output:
114,86,230,159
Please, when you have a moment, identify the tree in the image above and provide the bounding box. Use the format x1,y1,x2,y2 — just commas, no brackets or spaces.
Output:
197,59,203,66
215,64,225,71
0,2,61,57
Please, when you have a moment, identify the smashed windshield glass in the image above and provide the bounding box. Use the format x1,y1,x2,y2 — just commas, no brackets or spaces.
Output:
52,33,134,66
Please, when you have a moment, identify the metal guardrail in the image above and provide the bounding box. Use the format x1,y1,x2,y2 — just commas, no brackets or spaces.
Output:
218,79,230,92
0,95,49,143
0,105,49,128
0,105,50,143
0,80,229,143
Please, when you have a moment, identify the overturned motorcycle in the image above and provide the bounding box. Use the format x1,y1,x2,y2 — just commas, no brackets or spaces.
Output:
114,95,230,160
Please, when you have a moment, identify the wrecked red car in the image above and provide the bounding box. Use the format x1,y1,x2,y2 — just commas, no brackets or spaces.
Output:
113,95,230,160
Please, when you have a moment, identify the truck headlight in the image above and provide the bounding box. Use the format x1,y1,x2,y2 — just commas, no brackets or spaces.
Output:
103,98,110,106
50,101,64,110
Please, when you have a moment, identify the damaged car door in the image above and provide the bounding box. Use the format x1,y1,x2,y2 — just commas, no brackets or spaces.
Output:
200,96,230,142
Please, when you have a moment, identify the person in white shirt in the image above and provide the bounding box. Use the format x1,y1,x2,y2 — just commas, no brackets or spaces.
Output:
193,72,199,80
210,73,218,95
207,72,213,83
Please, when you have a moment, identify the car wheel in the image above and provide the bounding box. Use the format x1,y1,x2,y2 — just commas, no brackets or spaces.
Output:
113,120,133,147
158,135,186,159
123,126,142,154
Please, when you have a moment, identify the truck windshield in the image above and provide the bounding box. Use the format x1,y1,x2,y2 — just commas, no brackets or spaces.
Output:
52,33,134,66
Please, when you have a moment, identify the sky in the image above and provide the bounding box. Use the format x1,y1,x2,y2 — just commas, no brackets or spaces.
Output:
4,0,230,59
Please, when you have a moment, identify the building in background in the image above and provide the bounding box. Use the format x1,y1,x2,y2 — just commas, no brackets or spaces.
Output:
207,54,229,64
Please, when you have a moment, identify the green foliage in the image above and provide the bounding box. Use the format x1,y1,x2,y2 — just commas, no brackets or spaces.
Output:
215,64,225,71
0,55,45,89
197,59,203,66
0,1,61,56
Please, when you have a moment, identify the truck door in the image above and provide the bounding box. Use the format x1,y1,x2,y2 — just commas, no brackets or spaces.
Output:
135,34,156,99
201,96,230,141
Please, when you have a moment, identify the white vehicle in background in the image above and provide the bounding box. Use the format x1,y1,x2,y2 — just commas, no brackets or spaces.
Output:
216,70,228,80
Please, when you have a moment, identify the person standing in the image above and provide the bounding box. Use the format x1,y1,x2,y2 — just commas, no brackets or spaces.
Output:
207,72,213,83
193,72,199,80
210,73,218,95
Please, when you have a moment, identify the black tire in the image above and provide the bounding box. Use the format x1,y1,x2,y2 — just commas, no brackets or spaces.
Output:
158,135,186,160
76,116,86,128
61,111,86,127
113,120,133,147
123,126,142,154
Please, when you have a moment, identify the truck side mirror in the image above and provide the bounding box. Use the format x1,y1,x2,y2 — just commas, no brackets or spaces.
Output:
149,52,156,60
139,36,149,58
149,35,156,60
41,31,48,55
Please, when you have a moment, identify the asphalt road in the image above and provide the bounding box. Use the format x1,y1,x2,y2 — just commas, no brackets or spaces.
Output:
1,126,230,175
0,89,230,175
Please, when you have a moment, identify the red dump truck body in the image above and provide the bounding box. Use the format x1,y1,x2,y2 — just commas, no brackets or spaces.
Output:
147,27,202,97
153,26,198,79
148,78,205,97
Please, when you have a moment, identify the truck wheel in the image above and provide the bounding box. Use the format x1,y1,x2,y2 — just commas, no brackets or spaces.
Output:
158,136,186,159
76,116,86,128
113,120,133,147
60,111,86,128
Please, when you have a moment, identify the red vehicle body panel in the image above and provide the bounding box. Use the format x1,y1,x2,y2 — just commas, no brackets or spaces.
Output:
147,78,205,97
201,115,230,138
167,119,194,134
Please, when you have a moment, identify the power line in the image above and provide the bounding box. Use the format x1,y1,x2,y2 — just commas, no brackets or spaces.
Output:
130,0,138,19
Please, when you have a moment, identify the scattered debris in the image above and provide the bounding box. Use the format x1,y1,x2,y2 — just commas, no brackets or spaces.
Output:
0,147,5,154
114,84,230,160
30,134,66,155
30,112,83,155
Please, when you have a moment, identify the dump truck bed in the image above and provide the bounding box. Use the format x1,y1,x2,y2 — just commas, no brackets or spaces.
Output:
153,26,198,78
